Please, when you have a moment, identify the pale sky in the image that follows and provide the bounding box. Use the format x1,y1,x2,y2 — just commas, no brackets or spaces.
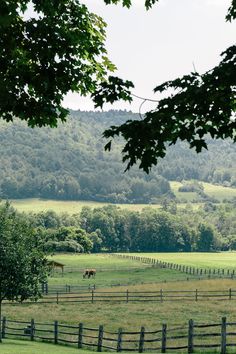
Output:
31,0,236,113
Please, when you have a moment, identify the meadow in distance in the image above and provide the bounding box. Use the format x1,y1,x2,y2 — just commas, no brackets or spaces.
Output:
9,181,236,214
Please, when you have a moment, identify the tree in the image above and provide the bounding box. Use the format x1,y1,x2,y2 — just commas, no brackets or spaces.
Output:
196,224,216,252
0,0,133,127
1,0,235,171
0,202,47,342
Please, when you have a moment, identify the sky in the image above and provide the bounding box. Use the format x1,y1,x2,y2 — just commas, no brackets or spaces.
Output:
32,0,236,113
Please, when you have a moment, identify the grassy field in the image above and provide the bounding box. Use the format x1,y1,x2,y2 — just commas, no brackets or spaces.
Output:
170,181,200,202
170,181,236,202
8,179,235,215
3,254,236,330
126,252,236,270
4,279,236,330
9,198,162,214
47,254,196,286
1,339,224,354
0,339,91,354
3,253,236,353
8,198,203,214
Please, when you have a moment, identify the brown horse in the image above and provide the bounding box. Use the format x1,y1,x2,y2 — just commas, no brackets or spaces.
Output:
83,269,96,279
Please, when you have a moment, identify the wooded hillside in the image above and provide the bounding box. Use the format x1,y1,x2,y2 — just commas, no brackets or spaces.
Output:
1,110,236,202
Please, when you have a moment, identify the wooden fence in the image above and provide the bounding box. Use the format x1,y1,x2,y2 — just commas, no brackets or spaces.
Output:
5,288,236,305
1,316,236,353
41,283,96,295
112,254,236,279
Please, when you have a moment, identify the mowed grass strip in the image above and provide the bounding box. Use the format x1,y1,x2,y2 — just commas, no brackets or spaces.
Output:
124,252,236,270
1,339,94,354
1,339,225,354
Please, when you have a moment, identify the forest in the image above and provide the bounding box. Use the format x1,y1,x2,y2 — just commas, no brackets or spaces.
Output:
1,110,236,203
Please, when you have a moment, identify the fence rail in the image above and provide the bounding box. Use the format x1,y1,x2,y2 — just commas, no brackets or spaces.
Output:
4,288,236,305
111,254,236,279
1,316,235,353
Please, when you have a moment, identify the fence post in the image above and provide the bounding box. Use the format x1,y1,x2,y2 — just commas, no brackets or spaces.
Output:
117,328,123,352
45,282,48,295
126,290,129,303
229,288,232,300
92,289,94,303
139,326,145,353
195,289,198,302
78,323,83,348
2,317,6,339
160,289,163,302
221,317,227,354
188,319,194,353
161,324,167,353
30,319,35,341
54,320,58,344
56,292,59,304
97,325,104,352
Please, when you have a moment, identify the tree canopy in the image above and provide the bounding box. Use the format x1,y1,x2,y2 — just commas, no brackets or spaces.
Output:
0,0,235,171
0,202,47,342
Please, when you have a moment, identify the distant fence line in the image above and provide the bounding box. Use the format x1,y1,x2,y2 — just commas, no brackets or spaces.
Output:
41,283,96,295
5,288,236,305
41,277,234,296
1,316,235,353
40,278,210,296
111,254,236,279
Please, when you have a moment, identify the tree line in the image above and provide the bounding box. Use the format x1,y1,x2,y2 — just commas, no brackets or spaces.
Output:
20,201,236,253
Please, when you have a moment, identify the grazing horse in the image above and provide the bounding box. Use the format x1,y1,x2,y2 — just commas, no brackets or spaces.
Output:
83,269,96,279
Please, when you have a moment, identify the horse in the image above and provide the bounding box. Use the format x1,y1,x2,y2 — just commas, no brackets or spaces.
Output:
83,269,96,279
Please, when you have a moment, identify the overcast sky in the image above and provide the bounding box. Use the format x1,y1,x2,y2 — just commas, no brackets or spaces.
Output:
63,0,235,112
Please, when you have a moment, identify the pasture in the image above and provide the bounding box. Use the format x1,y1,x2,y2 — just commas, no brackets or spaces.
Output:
47,254,196,287
6,181,236,216
125,252,236,270
4,254,236,327
170,181,236,202
1,339,91,354
9,198,162,214
3,253,236,353
4,278,236,329
8,197,202,215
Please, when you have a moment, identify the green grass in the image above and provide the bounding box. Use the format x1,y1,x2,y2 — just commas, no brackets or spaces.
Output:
203,182,236,202
0,339,94,354
170,181,236,202
0,339,222,354
3,279,236,331
4,253,236,353
125,252,236,270
170,181,200,202
47,254,195,286
9,198,162,214
6,181,236,215
8,198,202,215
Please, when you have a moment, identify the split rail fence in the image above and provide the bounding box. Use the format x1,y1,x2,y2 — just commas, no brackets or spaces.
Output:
5,288,236,305
112,254,236,279
1,316,236,353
